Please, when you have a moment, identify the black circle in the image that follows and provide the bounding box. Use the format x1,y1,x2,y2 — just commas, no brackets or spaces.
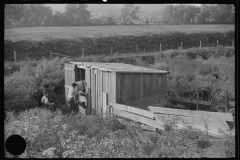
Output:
5,134,26,156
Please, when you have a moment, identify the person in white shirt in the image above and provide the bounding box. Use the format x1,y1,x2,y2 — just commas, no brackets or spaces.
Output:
41,91,55,110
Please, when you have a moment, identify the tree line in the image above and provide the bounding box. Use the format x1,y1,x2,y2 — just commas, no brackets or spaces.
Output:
4,4,141,26
4,4,234,27
162,4,235,24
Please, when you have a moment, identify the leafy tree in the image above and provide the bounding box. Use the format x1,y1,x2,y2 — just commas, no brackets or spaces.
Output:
197,4,214,23
184,5,201,24
65,4,91,26
5,4,26,25
162,5,174,24
16,4,53,26
212,4,235,23
120,4,140,24
100,16,116,25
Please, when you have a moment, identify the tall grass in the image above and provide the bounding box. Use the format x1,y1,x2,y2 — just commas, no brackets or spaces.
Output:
4,108,235,158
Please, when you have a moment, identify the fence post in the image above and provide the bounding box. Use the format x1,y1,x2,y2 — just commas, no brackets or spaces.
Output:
160,43,161,52
181,42,183,50
13,51,17,62
232,39,234,47
225,90,229,112
110,47,113,55
196,89,199,110
136,44,138,53
199,41,202,48
217,40,218,46
82,48,84,62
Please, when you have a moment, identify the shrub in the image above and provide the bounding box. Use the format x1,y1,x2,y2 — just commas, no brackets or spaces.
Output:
4,31,234,61
4,57,72,112
196,139,212,149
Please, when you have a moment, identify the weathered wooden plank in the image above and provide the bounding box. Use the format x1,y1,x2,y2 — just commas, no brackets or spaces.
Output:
107,72,111,116
172,96,235,108
154,114,231,133
123,73,128,103
91,68,95,115
140,73,144,99
136,74,140,101
112,103,155,119
103,92,107,118
102,72,106,93
113,108,164,130
85,67,91,114
116,73,121,103
95,69,98,115
100,71,103,117
148,106,234,122
109,70,170,74
172,96,212,106
111,72,116,117
97,70,100,116
154,114,222,135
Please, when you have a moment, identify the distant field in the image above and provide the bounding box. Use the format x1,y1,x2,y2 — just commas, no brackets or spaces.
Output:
4,25,234,41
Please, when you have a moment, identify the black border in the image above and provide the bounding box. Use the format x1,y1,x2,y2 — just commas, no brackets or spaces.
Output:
3,0,239,159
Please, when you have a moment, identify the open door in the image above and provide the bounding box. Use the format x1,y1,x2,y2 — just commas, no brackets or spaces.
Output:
64,63,75,104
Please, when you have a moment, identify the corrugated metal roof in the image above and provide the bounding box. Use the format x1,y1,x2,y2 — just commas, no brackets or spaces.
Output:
70,62,170,74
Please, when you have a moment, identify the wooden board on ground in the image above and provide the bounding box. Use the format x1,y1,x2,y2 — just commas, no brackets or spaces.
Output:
113,108,164,130
154,114,231,135
149,106,234,136
148,106,234,122
112,103,155,119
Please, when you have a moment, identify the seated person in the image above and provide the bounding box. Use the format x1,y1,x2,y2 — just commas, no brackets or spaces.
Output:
41,91,55,111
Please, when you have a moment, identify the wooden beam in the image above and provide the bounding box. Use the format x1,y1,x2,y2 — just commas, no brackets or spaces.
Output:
172,96,211,106
113,108,164,130
112,103,155,119
171,96,235,107
110,70,170,74
148,106,234,122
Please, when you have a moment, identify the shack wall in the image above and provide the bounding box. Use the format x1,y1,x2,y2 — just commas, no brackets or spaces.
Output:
116,73,168,110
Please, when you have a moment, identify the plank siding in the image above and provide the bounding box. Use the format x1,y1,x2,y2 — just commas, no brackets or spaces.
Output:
65,62,169,116
100,71,103,117
116,73,165,105
91,68,95,115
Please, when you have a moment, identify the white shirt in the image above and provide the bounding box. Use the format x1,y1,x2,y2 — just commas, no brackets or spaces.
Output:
41,95,49,105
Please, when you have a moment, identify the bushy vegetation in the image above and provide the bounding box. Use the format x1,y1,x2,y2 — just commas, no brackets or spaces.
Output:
4,46,235,113
4,45,235,158
4,31,234,61
149,49,235,104
4,108,235,158
4,57,72,112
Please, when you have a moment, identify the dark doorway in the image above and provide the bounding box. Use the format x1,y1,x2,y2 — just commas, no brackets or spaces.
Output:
76,67,85,81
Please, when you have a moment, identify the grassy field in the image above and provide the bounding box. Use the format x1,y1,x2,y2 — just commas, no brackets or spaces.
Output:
4,25,234,41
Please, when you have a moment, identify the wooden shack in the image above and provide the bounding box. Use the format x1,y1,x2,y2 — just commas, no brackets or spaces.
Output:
64,62,170,117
